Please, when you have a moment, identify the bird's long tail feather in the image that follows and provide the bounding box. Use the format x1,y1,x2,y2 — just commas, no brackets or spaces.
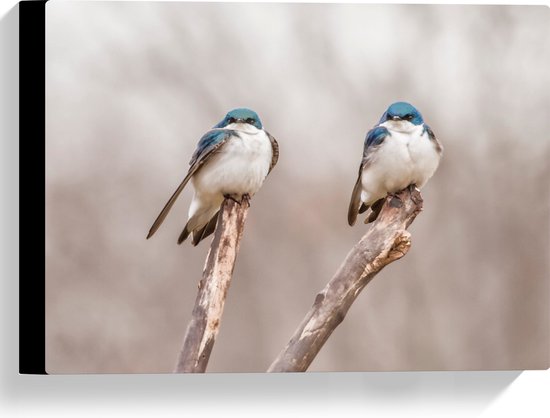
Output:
147,173,193,239
364,198,385,224
177,210,219,246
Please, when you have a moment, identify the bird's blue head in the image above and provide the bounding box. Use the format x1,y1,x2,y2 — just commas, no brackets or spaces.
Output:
380,102,424,126
214,108,263,130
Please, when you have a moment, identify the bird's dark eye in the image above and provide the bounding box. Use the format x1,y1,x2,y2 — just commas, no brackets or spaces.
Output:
246,118,254,124
228,117,236,123
406,114,413,120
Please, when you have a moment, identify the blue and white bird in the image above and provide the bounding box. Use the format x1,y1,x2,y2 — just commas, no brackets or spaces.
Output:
348,102,442,225
147,108,279,246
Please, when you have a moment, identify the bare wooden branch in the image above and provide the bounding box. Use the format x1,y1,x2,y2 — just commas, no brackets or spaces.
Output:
174,197,250,373
267,187,423,372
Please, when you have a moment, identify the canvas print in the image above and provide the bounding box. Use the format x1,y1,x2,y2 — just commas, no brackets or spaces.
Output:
44,1,549,373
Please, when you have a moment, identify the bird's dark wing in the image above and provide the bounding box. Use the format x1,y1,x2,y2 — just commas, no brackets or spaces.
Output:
146,129,234,239
265,131,279,174
423,124,443,155
347,164,364,226
188,128,235,167
364,126,390,150
347,126,390,226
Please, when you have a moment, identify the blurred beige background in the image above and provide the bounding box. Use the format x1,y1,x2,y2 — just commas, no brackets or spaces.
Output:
45,2,549,373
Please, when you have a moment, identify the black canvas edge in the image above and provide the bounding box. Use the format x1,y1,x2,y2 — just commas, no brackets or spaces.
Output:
19,0,47,375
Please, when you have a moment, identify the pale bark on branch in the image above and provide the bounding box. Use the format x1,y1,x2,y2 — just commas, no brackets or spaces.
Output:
268,187,423,372
174,197,250,373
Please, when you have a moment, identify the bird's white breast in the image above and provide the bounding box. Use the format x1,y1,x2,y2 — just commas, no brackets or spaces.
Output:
361,122,440,205
407,129,441,188
192,126,273,198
